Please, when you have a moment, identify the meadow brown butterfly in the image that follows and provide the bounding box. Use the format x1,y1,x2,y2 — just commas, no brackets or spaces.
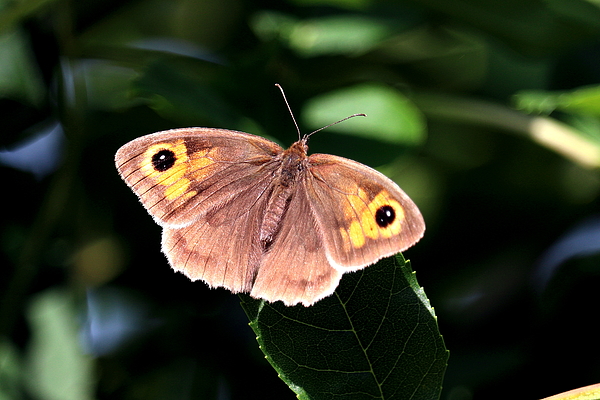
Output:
115,85,425,306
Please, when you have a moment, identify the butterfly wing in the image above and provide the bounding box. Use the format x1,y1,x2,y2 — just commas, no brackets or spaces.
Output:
250,184,343,306
158,166,342,305
116,128,424,305
115,128,283,227
161,170,278,294
305,153,425,270
116,127,289,294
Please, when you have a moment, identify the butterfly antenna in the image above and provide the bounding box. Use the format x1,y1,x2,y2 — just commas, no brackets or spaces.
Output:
305,113,367,139
275,84,302,141
275,83,367,141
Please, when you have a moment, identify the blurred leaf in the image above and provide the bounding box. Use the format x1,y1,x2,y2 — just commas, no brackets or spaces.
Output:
24,289,94,400
416,92,600,169
513,86,600,160
241,255,448,400
76,0,178,47
373,25,488,91
289,15,390,57
512,90,560,115
289,0,372,11
251,12,393,57
411,0,600,55
564,114,600,144
514,85,600,116
0,338,22,400
303,84,426,145
132,60,241,128
0,29,44,105
0,0,58,35
545,0,600,27
75,60,141,111
249,11,298,42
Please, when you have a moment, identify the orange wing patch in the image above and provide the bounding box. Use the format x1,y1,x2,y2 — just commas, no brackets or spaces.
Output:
342,189,405,249
139,140,199,201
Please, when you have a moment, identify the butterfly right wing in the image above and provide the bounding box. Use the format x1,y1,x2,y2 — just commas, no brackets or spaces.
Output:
114,128,283,227
305,153,425,270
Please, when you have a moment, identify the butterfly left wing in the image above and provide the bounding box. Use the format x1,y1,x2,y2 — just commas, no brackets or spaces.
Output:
161,169,276,294
305,153,425,270
116,127,289,295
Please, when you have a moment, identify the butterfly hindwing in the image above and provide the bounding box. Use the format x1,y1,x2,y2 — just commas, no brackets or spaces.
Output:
305,153,425,270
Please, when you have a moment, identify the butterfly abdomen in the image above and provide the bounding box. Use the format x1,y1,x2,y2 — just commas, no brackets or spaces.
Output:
260,190,292,251
259,141,308,250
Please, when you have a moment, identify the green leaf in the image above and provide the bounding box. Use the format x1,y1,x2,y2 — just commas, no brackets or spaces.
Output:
288,0,372,11
24,289,94,400
241,254,448,400
0,29,45,105
287,16,391,57
250,12,392,57
0,339,22,400
303,84,426,145
514,85,600,116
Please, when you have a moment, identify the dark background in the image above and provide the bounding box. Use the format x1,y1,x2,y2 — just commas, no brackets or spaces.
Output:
2,0,600,399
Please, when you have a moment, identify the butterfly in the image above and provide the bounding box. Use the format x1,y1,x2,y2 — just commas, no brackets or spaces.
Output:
115,85,425,306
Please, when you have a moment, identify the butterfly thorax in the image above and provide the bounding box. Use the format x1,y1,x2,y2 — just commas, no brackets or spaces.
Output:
259,140,309,249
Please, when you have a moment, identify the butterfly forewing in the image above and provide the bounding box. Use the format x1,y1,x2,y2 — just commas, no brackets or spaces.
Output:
115,128,283,227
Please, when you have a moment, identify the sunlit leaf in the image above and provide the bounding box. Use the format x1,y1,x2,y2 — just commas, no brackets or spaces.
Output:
303,84,426,145
288,16,391,57
514,85,600,116
251,12,393,57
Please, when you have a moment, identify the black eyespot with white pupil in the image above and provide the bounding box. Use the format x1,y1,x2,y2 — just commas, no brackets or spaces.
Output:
375,205,396,228
152,149,176,172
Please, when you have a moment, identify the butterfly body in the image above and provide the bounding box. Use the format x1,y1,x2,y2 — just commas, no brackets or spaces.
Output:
116,127,424,306
259,141,308,247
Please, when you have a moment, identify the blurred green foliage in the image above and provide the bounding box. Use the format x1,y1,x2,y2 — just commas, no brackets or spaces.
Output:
1,0,600,399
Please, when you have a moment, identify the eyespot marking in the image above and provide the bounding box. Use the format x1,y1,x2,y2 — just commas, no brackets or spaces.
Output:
152,149,176,171
375,205,395,228
342,189,405,249
139,140,197,201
